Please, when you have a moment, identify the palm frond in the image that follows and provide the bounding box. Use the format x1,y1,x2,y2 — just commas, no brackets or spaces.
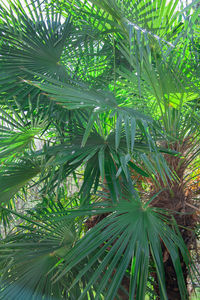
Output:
0,156,41,206
52,199,192,300
0,200,83,300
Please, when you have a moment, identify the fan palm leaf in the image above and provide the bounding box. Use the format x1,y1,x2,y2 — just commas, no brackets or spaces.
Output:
49,198,193,300
0,200,84,300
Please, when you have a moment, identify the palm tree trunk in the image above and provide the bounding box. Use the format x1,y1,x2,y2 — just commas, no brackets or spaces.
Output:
151,152,197,299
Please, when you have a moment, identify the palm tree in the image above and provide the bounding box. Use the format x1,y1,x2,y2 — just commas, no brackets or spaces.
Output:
0,0,199,299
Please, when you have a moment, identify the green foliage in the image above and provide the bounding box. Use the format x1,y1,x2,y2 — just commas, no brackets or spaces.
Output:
0,0,199,299
0,196,194,300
